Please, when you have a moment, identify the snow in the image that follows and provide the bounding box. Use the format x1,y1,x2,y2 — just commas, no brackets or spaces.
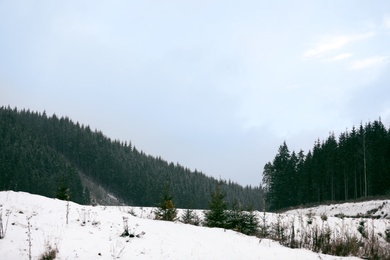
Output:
285,200,390,219
0,191,380,259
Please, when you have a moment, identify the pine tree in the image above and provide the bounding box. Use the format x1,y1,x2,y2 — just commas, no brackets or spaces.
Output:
180,209,200,226
266,142,293,210
240,209,259,236
154,186,177,221
225,200,242,231
56,182,70,201
204,183,227,228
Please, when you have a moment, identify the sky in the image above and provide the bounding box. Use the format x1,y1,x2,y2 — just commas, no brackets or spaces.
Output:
1,1,390,187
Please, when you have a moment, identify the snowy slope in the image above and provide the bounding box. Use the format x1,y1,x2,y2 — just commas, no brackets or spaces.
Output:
285,200,390,219
0,191,364,259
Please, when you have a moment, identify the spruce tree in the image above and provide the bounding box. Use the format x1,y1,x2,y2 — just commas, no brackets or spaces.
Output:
204,183,227,228
181,209,200,226
56,182,70,201
154,186,177,221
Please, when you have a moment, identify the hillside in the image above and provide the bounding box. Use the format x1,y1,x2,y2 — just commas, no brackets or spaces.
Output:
0,106,263,209
0,191,366,259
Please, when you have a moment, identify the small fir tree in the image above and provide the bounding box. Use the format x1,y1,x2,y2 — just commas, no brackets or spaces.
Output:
56,182,70,201
225,201,259,235
204,183,227,228
240,208,259,236
181,209,201,226
154,187,177,221
225,200,242,231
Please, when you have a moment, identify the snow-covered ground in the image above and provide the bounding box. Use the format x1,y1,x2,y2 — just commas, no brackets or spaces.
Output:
1,191,388,259
285,199,390,219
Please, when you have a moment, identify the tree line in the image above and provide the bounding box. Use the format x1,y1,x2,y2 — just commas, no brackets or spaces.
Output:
263,119,390,211
0,106,263,209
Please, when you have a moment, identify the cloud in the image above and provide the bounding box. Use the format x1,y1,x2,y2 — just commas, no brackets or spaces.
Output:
349,56,388,70
304,36,350,58
324,53,352,62
383,16,390,29
303,32,375,59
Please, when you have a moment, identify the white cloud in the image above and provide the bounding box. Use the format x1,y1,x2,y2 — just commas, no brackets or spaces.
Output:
303,32,375,59
304,36,350,58
324,53,352,62
349,56,388,70
383,16,390,29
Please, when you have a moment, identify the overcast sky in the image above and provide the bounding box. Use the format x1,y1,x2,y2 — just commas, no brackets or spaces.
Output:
1,1,390,186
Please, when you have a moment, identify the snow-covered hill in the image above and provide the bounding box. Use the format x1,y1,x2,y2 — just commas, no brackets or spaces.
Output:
285,199,390,219
1,191,385,259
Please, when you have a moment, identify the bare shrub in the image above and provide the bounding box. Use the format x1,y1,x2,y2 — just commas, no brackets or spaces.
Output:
0,206,11,239
128,207,137,217
77,208,93,226
0,206,4,239
120,217,129,237
270,214,288,245
258,211,270,238
306,210,314,225
256,210,390,259
110,240,127,259
27,216,32,260
385,227,390,243
357,220,368,238
331,235,361,256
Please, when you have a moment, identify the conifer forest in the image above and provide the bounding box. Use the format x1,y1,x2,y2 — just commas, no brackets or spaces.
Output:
263,120,390,210
0,106,263,209
1,106,389,212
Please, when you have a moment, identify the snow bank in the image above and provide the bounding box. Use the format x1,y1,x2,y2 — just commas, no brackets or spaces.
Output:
285,200,390,219
0,191,361,259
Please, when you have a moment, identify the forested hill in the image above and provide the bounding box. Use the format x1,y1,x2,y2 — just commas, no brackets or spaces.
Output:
0,106,263,209
263,119,390,211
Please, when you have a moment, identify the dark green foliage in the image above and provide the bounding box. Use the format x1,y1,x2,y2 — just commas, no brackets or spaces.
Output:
263,119,390,211
56,182,70,201
0,107,264,209
225,200,259,235
180,209,200,226
240,210,259,236
225,202,259,235
204,185,259,235
0,107,83,204
154,186,177,221
225,200,242,230
204,183,228,228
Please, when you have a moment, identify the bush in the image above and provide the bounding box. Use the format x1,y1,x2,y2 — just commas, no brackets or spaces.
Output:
39,246,57,260
331,236,361,256
357,220,368,239
306,210,314,225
